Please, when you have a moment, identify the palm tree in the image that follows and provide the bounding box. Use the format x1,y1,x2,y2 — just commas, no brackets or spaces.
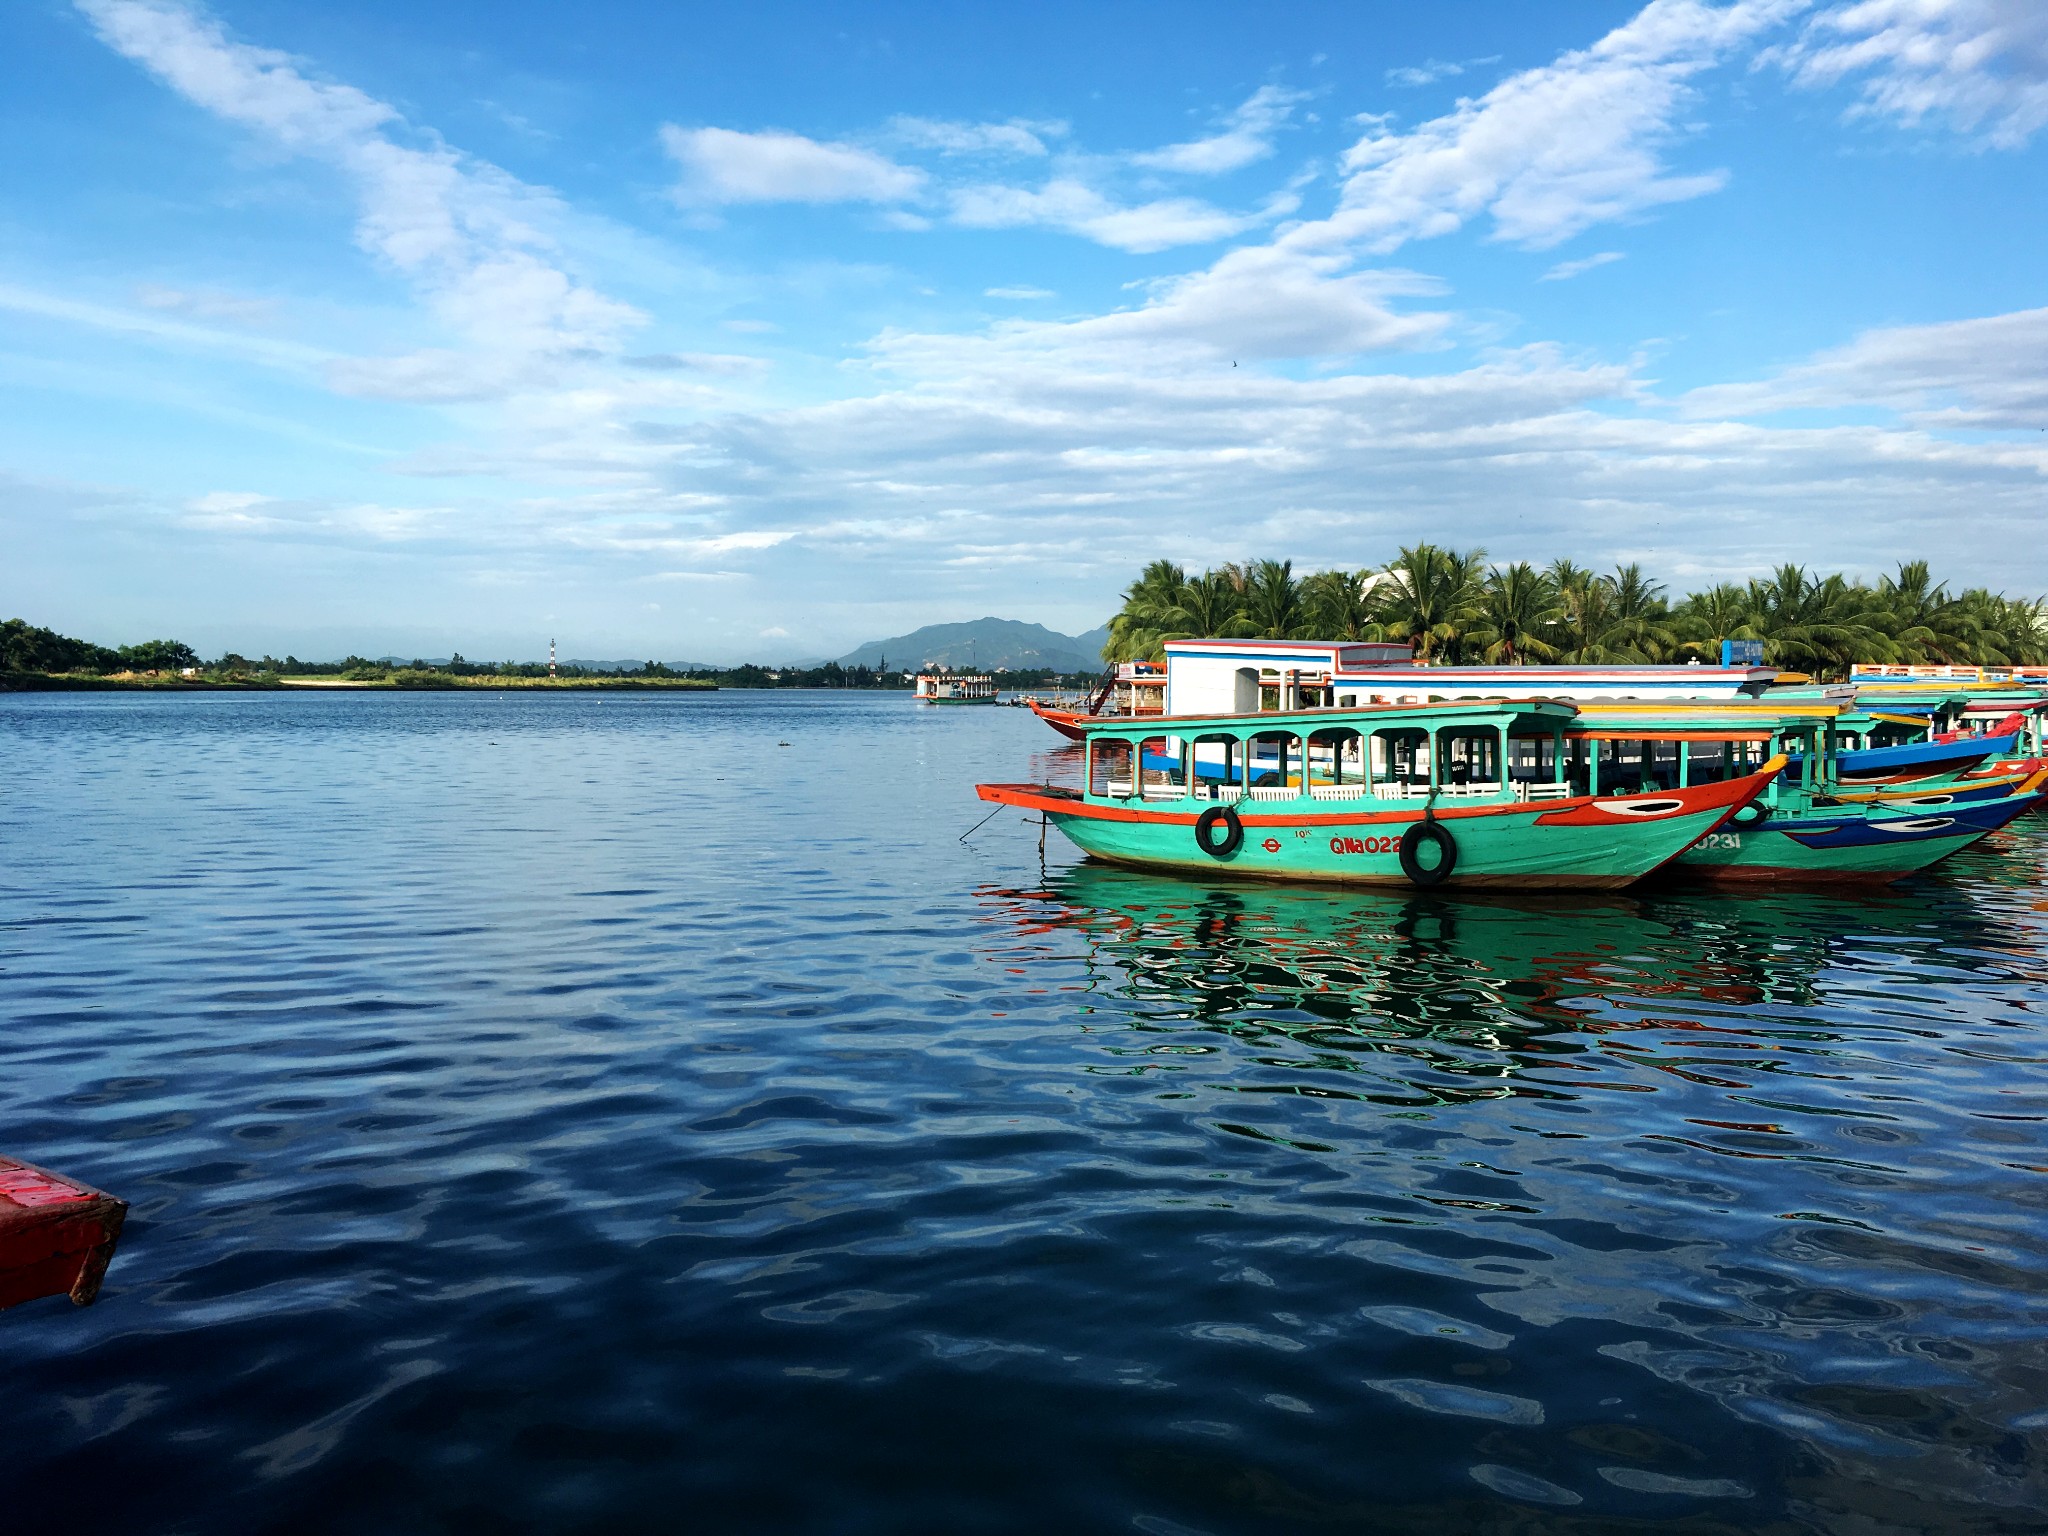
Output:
1163,570,1250,641
1953,588,2047,665
1105,560,1186,662
1386,544,1486,662
1673,582,1761,661
1238,559,1305,639
1879,560,1980,663
1546,561,1611,662
1468,563,1561,664
1300,568,1388,641
1597,563,1677,661
1746,565,1887,677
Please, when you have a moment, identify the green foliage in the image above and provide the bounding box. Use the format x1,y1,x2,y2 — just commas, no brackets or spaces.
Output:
1099,558,2048,678
2,618,120,673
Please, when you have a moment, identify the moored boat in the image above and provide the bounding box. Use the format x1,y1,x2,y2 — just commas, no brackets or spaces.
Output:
1564,702,2045,883
914,671,999,705
977,699,1783,890
1800,731,2017,786
1027,699,1091,740
0,1156,128,1310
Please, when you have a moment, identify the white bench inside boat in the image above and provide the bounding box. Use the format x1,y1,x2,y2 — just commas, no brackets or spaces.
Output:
1108,778,1574,803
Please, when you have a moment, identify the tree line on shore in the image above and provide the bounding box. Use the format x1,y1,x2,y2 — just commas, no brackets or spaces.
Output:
0,620,1095,690
1105,550,2048,676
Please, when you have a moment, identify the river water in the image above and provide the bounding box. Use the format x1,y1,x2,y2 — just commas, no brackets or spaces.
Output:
4,690,2047,1534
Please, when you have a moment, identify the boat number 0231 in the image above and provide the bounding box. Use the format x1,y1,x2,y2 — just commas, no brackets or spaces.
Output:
1700,832,1743,850
1330,835,1401,855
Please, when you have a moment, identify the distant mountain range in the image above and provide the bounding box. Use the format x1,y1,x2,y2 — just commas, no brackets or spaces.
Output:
368,619,1112,674
835,617,1111,673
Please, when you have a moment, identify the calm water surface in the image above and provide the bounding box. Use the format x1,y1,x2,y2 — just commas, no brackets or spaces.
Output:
5,691,2048,1534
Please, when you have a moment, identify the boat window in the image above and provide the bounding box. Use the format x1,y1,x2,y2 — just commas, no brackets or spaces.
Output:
1088,737,1135,798
1137,736,1186,799
1435,727,1501,790
1191,733,1244,798
1247,730,1303,793
1371,728,1431,789
1308,728,1364,785
1507,731,1553,784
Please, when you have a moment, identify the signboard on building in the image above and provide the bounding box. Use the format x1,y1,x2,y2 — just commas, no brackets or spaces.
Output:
1721,639,1766,666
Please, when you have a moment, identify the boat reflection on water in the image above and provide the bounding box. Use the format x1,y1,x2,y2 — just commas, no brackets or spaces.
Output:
971,854,2048,1524
977,860,2018,1110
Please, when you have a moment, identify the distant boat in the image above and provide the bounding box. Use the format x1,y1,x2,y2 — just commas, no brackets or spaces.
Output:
914,672,999,705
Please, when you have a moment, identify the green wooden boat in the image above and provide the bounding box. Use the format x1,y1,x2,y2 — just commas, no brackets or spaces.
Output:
1566,701,2044,883
976,699,1783,890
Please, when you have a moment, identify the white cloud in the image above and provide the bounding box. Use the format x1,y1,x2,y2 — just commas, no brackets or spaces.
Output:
1679,304,2048,428
1386,59,1486,88
661,125,925,203
886,116,1061,156
1770,0,2048,148
0,278,325,368
867,249,1449,380
1541,251,1627,280
1290,0,1802,255
1388,60,1462,88
622,351,771,376
134,283,278,325
80,0,646,399
1131,85,1310,175
984,286,1056,300
946,178,1262,252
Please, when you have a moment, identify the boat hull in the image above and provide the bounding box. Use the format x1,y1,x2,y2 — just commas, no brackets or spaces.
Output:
1807,732,2016,785
1825,766,2045,808
1674,793,2041,883
1028,701,1091,740
976,773,1775,891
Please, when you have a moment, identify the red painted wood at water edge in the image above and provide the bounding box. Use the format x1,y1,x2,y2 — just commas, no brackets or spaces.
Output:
0,1156,128,1310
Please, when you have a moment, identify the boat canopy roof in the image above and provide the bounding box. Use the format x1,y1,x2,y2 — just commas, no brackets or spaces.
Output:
1328,662,1780,695
1563,700,1842,741
1075,697,1579,736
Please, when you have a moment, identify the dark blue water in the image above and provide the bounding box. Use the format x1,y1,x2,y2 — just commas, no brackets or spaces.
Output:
5,691,2048,1534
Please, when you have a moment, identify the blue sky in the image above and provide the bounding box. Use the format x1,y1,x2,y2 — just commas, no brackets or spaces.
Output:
4,0,2045,661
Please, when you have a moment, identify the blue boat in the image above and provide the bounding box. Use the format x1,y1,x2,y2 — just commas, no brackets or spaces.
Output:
1786,731,2017,786
1770,792,2040,853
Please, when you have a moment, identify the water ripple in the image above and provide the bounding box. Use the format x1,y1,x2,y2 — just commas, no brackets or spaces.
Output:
4,690,2047,1532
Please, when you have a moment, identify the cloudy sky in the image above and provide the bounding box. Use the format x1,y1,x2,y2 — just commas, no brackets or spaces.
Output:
5,0,2046,661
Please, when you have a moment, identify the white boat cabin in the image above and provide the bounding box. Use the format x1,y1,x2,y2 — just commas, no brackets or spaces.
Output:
1160,639,1412,717
1153,640,1783,714
1328,662,1781,704
914,672,998,703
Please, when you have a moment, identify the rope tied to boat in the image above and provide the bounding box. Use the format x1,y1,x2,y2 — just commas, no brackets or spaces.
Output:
959,804,1008,842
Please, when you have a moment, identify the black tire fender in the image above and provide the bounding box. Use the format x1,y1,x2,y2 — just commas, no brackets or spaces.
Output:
1730,802,1771,828
1194,804,1244,859
1398,820,1458,887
